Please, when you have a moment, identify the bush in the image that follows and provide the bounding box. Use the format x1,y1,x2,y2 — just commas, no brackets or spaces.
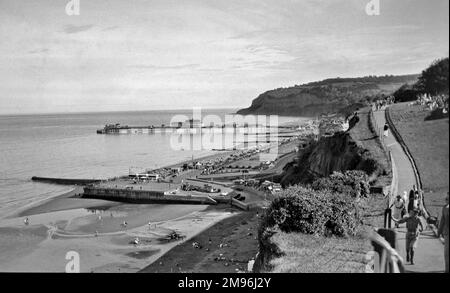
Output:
310,170,370,199
260,186,361,237
393,83,421,103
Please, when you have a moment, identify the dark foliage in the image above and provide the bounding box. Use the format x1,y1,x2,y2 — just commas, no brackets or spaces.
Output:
417,58,449,95
260,186,361,237
310,170,371,199
393,83,422,103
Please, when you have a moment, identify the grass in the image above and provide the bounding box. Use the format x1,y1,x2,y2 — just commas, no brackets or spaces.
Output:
389,103,449,218
269,232,368,273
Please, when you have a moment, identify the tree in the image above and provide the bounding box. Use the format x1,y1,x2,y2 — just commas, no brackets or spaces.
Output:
417,58,449,95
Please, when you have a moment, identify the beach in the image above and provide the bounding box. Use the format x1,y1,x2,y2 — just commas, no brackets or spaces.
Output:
139,208,262,273
0,199,237,272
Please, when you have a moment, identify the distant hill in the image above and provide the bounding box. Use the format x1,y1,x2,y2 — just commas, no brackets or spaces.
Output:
237,74,419,117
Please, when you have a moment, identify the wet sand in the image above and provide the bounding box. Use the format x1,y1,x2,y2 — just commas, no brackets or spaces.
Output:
0,202,236,272
140,208,261,273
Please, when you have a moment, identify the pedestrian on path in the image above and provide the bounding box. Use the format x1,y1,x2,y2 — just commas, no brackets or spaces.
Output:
408,191,419,213
390,195,406,228
383,123,389,137
438,193,449,273
402,191,408,204
393,208,424,265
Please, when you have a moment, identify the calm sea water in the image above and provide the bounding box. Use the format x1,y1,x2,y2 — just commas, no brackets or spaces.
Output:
0,109,305,218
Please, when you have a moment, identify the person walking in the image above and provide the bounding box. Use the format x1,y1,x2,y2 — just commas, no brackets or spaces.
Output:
408,190,419,213
393,208,424,265
390,195,406,228
438,193,449,273
383,123,389,137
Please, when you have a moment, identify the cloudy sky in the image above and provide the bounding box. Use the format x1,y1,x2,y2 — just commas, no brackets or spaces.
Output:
0,0,448,114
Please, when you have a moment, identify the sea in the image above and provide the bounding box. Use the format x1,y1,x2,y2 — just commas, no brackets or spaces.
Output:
0,109,307,219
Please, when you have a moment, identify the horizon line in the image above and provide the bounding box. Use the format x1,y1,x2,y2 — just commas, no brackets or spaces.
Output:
0,106,242,117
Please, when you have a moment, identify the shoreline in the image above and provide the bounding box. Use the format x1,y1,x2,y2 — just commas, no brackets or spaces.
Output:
1,124,302,272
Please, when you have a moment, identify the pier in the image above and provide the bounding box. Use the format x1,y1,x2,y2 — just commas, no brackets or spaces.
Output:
31,176,102,185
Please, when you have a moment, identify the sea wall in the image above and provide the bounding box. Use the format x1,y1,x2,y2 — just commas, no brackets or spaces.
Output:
83,187,218,205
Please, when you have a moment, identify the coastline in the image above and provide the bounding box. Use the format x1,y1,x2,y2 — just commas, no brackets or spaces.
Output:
0,143,267,272
0,122,301,272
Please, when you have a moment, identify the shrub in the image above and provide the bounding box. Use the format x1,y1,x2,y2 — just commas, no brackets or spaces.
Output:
310,170,370,199
393,83,421,103
260,186,361,237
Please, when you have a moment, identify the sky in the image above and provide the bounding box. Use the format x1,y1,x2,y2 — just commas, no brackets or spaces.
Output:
0,0,448,114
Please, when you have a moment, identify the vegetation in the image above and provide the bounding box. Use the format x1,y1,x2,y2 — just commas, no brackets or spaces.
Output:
393,57,449,102
261,179,364,238
416,58,449,95
311,170,370,199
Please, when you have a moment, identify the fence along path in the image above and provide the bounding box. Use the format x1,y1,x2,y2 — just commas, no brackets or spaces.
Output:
371,105,444,273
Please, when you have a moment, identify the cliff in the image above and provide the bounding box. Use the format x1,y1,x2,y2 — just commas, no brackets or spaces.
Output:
279,109,389,186
237,74,419,117
280,132,382,187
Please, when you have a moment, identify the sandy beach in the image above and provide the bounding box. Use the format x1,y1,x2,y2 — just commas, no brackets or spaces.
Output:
0,200,238,272
140,209,262,273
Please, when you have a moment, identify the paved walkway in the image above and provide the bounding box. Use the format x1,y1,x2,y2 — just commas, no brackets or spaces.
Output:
373,107,445,273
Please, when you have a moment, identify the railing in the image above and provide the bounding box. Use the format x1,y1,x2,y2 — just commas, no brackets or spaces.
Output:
369,230,405,273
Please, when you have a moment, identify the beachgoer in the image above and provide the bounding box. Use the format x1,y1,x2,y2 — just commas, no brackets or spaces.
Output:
393,208,424,265
438,193,449,273
24,217,29,226
390,195,406,228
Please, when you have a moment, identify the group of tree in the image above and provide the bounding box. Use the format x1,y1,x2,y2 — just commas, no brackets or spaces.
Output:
394,57,449,102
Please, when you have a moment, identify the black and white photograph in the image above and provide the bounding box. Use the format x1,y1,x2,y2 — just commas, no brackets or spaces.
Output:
0,0,448,277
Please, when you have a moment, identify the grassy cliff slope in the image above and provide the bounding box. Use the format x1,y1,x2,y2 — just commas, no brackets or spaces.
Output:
238,75,418,117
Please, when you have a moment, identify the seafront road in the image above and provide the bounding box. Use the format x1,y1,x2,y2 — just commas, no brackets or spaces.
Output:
373,107,445,273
